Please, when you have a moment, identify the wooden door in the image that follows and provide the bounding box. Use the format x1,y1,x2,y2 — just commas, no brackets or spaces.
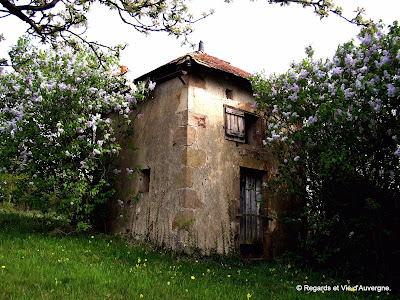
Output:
240,168,264,245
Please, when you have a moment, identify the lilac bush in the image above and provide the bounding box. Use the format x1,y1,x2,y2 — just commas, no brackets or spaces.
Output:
251,22,399,276
0,38,150,230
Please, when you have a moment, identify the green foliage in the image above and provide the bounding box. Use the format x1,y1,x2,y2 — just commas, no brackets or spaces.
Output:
173,218,196,231
1,211,394,299
251,22,400,281
0,38,151,230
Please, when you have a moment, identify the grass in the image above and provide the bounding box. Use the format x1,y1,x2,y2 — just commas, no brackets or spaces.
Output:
0,206,396,299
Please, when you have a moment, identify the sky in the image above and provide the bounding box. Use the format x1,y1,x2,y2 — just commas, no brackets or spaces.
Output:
1,0,400,79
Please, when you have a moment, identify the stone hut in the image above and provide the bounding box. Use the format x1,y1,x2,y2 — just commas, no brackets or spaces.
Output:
109,43,299,258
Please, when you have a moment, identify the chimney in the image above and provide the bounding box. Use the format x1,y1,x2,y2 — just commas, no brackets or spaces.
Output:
198,40,204,52
120,65,128,75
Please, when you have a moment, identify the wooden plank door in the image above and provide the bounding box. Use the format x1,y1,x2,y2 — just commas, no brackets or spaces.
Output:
240,168,263,245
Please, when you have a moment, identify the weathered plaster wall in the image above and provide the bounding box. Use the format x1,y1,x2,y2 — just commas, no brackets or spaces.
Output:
110,76,195,250
182,71,277,254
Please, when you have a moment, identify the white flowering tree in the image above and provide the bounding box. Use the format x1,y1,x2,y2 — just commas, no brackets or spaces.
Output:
251,22,399,278
0,38,154,231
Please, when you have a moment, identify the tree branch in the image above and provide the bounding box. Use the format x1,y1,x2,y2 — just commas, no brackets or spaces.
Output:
12,0,60,12
0,0,43,34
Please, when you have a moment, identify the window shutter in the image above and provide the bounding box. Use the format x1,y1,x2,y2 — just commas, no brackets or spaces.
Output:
225,106,245,142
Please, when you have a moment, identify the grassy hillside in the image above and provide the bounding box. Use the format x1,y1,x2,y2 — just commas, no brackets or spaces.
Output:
0,207,394,299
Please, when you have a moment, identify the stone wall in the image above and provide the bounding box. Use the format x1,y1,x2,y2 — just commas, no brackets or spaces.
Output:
109,70,299,256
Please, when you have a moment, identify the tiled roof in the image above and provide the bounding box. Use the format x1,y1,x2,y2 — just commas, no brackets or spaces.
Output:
170,51,251,80
136,51,251,85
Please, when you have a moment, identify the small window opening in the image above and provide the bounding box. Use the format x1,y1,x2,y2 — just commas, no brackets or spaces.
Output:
224,105,263,145
138,168,150,193
245,113,260,146
226,89,233,100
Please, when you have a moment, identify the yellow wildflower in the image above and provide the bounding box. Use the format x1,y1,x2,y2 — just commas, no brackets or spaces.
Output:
139,294,144,298
228,275,231,278
1,266,5,269
91,236,94,239
191,276,195,280
167,281,171,285
247,293,251,298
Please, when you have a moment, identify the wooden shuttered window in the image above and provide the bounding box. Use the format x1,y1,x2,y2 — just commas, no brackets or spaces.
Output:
225,105,245,143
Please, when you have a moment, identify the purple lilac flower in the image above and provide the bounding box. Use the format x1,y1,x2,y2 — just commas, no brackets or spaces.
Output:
58,82,68,90
308,116,317,124
381,55,390,65
299,69,308,78
148,81,156,91
331,67,343,77
359,33,372,46
250,102,259,109
344,89,355,99
262,182,268,188
387,84,396,97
